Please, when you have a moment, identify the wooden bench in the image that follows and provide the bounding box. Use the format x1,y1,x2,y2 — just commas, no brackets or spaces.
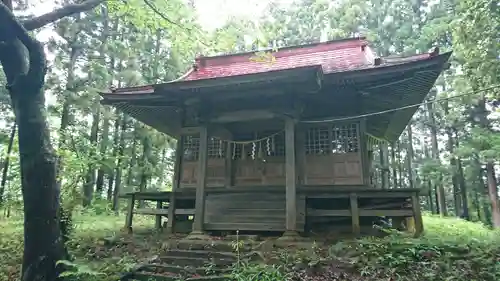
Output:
123,191,196,233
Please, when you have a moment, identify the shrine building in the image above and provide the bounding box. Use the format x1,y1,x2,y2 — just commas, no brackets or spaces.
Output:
100,37,450,238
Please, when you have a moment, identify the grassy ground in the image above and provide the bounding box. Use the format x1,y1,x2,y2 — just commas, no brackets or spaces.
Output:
1,212,500,281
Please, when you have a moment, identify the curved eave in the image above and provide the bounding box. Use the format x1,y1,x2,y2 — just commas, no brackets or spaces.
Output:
360,52,452,141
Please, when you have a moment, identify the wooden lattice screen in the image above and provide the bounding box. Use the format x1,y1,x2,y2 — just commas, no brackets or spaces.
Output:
305,122,360,155
182,135,225,161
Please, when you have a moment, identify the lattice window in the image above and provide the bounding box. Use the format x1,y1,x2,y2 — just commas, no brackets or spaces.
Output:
263,131,285,157
183,135,199,161
305,127,330,155
182,135,226,160
332,123,359,153
305,122,359,155
208,137,225,159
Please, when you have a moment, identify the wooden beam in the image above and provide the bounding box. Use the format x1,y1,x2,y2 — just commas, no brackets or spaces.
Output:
180,127,201,135
285,117,297,232
210,110,277,123
209,125,232,140
192,126,208,233
180,125,231,139
306,208,413,217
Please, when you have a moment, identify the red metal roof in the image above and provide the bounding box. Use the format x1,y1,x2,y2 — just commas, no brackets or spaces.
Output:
184,37,429,81
102,37,437,96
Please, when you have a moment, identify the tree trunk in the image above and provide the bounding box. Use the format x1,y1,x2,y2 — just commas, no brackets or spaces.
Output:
96,11,116,197
0,38,67,281
390,143,397,188
138,134,152,207
107,113,121,202
454,129,469,220
112,114,127,212
82,102,99,207
426,95,447,216
397,141,403,188
126,123,139,186
406,124,414,189
0,0,105,279
486,162,500,227
96,115,110,196
0,121,16,205
379,143,389,189
444,101,461,216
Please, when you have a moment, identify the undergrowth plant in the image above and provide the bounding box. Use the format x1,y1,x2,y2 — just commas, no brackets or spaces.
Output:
329,215,500,281
229,230,289,281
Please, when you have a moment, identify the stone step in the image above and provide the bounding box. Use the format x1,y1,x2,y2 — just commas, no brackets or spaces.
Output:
165,249,237,260
130,272,180,281
158,256,235,268
173,239,254,253
130,272,229,281
141,264,231,276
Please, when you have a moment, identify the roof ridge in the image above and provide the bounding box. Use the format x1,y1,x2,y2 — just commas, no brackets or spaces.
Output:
196,36,367,68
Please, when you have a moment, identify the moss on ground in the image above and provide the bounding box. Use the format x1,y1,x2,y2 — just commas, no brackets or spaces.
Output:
1,212,500,281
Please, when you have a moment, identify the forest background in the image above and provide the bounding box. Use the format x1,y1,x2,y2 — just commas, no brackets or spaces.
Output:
0,0,499,280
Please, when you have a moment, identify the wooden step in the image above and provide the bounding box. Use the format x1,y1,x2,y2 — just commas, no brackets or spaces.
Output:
165,249,237,260
158,256,235,268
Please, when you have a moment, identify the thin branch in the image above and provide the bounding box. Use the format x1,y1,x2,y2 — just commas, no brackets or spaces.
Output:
22,0,105,31
142,0,210,47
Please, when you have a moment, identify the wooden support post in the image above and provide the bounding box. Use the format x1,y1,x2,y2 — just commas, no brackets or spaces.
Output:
155,201,163,230
224,141,233,188
284,117,297,235
359,119,369,185
350,193,360,236
411,193,424,237
191,126,208,235
296,127,305,185
167,137,183,234
125,194,135,233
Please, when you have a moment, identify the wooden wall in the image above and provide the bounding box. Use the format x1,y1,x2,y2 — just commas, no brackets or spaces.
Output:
178,120,366,188
204,191,306,231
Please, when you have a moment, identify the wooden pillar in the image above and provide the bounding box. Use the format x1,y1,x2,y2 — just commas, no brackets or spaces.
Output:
192,126,208,234
284,117,297,234
166,136,183,234
296,127,305,185
155,201,163,229
350,193,360,236
125,194,135,233
224,141,233,188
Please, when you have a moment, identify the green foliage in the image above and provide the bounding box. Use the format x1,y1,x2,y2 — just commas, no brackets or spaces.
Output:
57,260,103,279
230,263,289,281
329,215,500,280
0,213,155,281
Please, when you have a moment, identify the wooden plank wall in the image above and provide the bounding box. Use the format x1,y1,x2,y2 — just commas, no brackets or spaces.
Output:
204,192,305,231
181,159,225,187
304,153,363,185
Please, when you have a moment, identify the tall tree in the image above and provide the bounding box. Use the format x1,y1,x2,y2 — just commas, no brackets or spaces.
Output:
0,0,105,279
